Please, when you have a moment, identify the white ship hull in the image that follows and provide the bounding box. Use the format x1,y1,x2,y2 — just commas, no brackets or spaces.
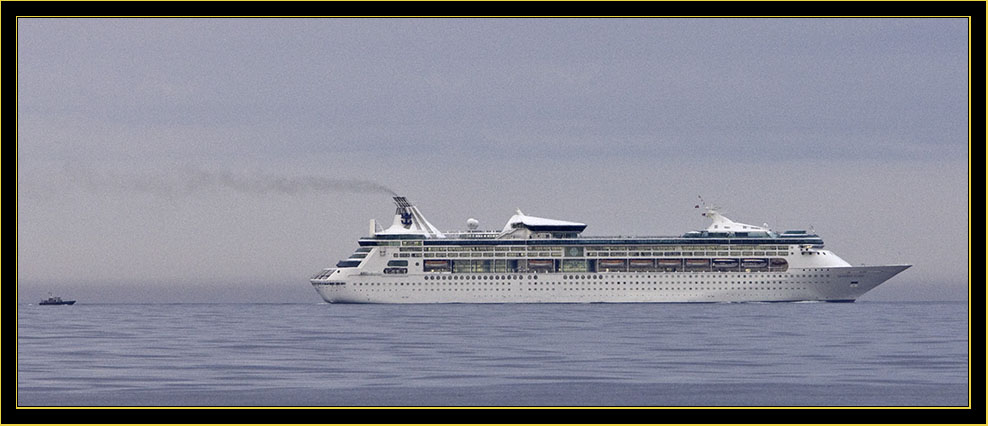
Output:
312,265,910,304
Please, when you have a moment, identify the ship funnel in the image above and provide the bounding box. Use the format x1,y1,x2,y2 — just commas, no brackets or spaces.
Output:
378,196,445,238
394,196,415,228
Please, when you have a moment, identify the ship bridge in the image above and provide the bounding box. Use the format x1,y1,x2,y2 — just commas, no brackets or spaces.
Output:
681,207,823,247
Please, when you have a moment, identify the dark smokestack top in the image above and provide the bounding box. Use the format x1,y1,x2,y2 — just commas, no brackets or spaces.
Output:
393,196,412,208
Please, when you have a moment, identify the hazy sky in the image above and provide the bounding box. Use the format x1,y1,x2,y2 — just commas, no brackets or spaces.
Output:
17,18,969,303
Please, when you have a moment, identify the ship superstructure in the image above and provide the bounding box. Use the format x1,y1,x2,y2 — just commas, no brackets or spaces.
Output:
310,197,909,304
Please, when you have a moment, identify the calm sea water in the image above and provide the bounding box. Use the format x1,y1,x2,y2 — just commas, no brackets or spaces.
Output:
17,300,968,407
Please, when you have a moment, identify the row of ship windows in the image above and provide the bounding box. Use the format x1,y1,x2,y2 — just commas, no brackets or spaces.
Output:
404,245,792,251
399,252,790,258
527,286,810,292
421,273,831,281
349,283,811,292
353,281,823,288
354,283,511,291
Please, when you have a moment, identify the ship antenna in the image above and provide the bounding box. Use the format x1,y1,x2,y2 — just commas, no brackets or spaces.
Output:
695,196,722,218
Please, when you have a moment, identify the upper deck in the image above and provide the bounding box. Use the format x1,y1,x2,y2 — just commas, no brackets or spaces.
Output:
358,234,824,247
363,196,825,248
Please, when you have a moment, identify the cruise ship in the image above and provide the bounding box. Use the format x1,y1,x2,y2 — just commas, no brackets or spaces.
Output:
310,196,909,304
